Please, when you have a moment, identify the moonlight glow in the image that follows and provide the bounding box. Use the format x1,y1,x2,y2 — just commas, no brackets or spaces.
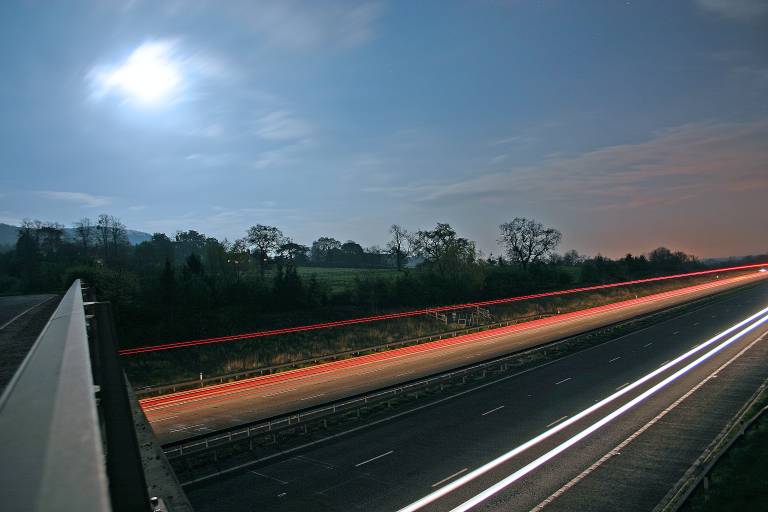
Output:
96,42,182,104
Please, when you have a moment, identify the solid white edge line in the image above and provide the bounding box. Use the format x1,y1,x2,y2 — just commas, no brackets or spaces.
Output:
448,311,768,512
355,450,394,467
481,405,505,416
0,295,56,330
396,304,768,512
545,416,568,428
432,468,469,488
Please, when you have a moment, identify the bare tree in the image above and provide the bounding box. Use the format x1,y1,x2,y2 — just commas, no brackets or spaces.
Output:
74,217,94,255
386,224,410,271
247,224,284,277
96,214,128,262
498,217,562,269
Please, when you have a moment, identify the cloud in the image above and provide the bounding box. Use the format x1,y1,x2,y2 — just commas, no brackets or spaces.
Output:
732,65,768,87
392,120,768,213
144,205,302,240
251,140,309,169
232,1,383,50
36,191,112,208
255,110,312,141
696,0,768,21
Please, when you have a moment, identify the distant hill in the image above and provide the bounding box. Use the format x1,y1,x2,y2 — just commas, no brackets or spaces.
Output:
0,223,152,252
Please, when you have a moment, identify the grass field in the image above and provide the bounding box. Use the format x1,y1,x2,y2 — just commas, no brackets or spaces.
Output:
265,266,400,293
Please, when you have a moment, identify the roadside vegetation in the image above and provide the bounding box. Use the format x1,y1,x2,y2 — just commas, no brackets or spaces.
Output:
681,397,768,512
0,215,764,388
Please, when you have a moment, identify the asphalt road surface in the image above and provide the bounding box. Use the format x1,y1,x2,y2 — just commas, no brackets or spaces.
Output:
144,273,767,444
0,293,58,392
186,278,768,512
0,294,56,330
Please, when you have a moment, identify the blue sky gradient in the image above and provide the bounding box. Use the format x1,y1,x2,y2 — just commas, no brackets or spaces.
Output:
1,0,766,257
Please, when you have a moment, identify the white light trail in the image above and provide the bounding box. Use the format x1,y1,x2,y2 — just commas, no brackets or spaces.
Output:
398,305,768,512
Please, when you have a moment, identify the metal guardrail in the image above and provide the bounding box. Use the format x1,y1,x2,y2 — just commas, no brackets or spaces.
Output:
0,280,111,511
161,321,614,460
135,312,553,398
655,379,768,512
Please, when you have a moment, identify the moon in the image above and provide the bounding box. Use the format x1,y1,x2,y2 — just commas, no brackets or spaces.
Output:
99,42,182,104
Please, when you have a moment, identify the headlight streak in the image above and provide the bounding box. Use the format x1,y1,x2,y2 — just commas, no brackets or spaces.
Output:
397,305,768,512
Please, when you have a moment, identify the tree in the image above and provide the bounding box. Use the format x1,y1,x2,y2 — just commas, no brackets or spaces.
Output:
184,253,203,275
562,249,585,266
340,240,364,266
498,218,562,269
74,218,94,255
279,241,310,263
96,214,128,263
38,222,64,257
386,224,410,271
174,230,207,264
311,237,342,265
247,224,284,278
411,223,475,264
411,223,476,275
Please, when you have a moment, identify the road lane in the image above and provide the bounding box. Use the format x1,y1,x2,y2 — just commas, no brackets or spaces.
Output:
145,273,767,443
185,279,768,512
0,294,56,330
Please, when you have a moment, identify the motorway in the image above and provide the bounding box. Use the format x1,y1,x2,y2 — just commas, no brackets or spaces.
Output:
186,277,768,511
0,293,58,391
0,293,56,330
143,272,767,444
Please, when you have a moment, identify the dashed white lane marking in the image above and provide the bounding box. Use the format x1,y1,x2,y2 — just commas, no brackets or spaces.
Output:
261,388,298,397
397,371,414,377
643,342,653,348
555,378,572,385
151,414,180,423
481,405,505,416
693,322,700,326
432,468,469,488
358,367,387,375
250,471,288,485
300,393,326,401
530,330,767,512
673,331,680,335
277,492,287,498
355,450,394,467
546,416,568,428
608,357,621,363
616,382,629,391
168,423,205,433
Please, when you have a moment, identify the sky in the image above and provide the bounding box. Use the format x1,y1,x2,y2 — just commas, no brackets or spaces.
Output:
0,0,766,259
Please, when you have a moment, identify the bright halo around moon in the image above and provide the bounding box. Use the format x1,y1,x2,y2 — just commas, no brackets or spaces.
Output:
93,41,182,105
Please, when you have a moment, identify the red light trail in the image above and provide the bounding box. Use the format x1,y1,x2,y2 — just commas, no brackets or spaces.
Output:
140,272,763,412
121,263,767,356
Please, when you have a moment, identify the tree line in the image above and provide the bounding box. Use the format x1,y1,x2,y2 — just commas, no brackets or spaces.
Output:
0,214,712,348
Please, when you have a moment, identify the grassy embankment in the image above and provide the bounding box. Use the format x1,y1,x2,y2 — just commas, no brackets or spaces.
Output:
124,269,759,389
680,393,768,512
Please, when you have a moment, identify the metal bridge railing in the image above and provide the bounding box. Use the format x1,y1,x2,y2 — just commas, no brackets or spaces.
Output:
0,279,111,511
